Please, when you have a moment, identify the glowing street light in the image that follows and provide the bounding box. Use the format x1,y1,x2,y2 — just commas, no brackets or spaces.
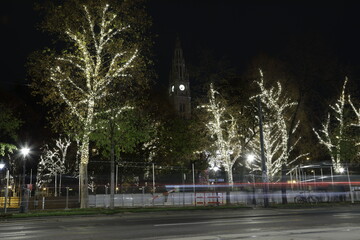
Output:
20,147,30,158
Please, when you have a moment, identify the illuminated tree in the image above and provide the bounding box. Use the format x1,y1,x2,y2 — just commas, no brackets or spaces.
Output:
36,145,57,193
313,78,348,173
314,78,360,170
30,0,151,207
349,96,360,149
249,70,307,181
199,83,247,185
36,137,71,196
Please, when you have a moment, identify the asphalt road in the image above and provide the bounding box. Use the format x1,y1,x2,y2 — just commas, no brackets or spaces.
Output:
1,206,360,240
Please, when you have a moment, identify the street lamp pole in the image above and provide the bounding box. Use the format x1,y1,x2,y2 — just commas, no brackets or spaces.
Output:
20,147,30,213
5,169,9,213
257,96,269,207
247,154,256,205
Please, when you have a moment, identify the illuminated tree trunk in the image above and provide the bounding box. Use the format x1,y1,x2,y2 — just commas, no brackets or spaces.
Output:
79,99,94,208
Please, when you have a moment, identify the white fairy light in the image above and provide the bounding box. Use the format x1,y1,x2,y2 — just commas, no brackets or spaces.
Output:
45,3,140,207
313,78,348,173
249,69,308,181
200,83,248,185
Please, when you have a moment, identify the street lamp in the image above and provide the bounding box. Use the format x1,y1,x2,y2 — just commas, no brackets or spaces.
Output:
0,160,10,213
20,147,30,213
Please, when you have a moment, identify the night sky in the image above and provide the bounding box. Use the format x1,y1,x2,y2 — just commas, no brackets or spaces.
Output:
1,1,360,148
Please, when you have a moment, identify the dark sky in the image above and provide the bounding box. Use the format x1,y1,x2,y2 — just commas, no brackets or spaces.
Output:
2,1,360,86
1,0,360,147
148,1,360,79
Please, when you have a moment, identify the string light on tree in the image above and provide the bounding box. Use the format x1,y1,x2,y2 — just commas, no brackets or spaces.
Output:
42,3,140,208
313,78,348,173
199,83,248,185
249,69,308,181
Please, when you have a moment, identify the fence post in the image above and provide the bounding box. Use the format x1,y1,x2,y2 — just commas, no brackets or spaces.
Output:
142,187,145,207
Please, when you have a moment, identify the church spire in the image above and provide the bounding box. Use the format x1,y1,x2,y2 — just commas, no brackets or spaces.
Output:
169,37,191,119
170,36,188,85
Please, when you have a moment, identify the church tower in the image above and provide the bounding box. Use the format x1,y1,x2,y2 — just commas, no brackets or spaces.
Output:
169,37,191,119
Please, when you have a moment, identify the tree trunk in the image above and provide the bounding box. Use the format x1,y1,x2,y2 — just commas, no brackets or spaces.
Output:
79,138,90,208
281,165,288,204
225,169,232,205
79,102,93,209
110,134,115,209
54,172,57,197
59,173,62,196
80,162,88,208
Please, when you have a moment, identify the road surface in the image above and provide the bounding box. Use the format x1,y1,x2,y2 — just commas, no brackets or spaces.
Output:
1,206,360,239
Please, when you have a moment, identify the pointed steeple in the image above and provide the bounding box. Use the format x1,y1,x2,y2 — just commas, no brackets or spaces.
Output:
169,37,191,119
170,36,189,86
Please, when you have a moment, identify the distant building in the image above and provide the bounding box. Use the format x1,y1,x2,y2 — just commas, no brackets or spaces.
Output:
168,37,191,119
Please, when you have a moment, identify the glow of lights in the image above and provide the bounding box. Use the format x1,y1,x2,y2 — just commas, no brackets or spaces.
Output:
212,166,219,172
20,147,30,157
313,77,348,173
247,154,255,163
339,167,345,173
0,160,5,169
250,69,308,181
200,83,246,185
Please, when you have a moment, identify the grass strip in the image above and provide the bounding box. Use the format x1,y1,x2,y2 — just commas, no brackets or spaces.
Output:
1,202,359,219
0,204,252,219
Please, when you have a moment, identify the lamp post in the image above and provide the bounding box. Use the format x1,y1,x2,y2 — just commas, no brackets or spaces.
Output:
0,160,9,213
20,147,30,213
247,154,256,205
257,96,269,207
210,165,220,206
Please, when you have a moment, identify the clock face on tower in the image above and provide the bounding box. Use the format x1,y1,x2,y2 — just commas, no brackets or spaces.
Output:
179,84,185,91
